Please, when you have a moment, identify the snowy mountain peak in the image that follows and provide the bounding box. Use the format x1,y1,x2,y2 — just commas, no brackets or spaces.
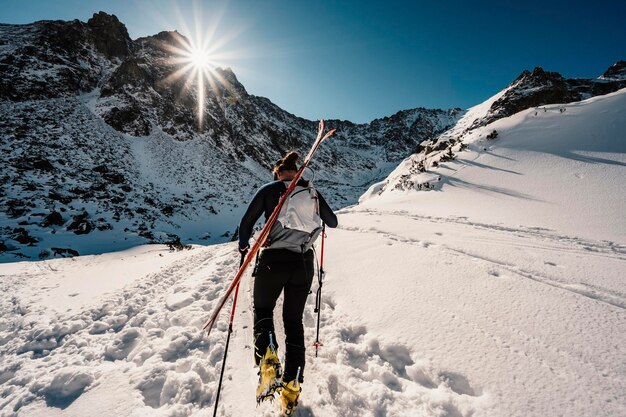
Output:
86,11,132,59
513,66,564,84
366,62,625,200
469,64,626,130
0,13,460,261
599,60,626,81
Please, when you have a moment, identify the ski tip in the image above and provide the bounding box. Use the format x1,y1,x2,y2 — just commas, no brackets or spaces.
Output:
202,317,214,332
322,128,336,141
205,325,215,338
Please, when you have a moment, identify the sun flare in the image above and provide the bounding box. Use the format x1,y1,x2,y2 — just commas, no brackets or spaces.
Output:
190,48,211,69
155,5,245,131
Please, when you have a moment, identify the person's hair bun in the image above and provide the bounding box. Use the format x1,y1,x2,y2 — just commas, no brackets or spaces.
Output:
283,151,299,166
273,151,299,177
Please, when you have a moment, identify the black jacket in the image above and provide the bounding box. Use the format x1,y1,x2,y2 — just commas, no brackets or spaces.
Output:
239,179,338,250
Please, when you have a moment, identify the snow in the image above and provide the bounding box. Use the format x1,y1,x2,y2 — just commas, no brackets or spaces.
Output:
368,88,626,242
0,245,199,315
1,88,625,416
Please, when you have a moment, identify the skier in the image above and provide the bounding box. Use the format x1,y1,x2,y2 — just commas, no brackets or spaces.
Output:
239,150,338,415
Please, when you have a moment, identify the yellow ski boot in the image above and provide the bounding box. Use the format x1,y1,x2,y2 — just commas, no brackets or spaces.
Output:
255,340,282,404
280,367,302,416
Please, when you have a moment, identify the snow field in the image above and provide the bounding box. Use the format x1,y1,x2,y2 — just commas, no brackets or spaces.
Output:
1,71,624,417
324,209,625,417
4,202,623,417
368,89,626,243
0,244,236,416
1,236,496,417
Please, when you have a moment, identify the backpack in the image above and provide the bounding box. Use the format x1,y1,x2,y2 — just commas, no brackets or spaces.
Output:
267,181,323,253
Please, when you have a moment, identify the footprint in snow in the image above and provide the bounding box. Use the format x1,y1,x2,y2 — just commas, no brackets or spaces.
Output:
166,293,195,311
439,371,481,396
339,325,367,343
313,322,483,416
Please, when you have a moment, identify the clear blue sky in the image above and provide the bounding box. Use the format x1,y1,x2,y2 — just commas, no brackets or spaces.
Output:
2,0,625,123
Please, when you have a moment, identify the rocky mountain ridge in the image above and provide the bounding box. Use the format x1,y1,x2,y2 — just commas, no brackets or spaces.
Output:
1,12,622,261
472,64,626,129
0,12,459,261
372,60,626,196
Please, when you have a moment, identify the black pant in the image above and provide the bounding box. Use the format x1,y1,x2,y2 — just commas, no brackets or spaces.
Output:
253,248,314,383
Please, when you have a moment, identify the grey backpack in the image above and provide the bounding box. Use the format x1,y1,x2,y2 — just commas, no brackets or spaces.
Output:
267,182,323,253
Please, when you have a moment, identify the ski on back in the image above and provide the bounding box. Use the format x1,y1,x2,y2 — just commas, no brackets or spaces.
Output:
202,120,335,337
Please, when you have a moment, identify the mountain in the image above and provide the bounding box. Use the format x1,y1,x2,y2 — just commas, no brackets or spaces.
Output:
0,88,624,417
0,12,460,261
367,62,626,198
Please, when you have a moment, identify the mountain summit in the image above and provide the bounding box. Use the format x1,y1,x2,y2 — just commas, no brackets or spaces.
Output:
0,12,460,261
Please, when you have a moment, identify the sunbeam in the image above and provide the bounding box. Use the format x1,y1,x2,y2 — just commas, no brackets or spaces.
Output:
151,1,247,131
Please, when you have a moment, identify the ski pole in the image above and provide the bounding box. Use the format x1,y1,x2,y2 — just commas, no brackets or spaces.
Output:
313,224,326,357
213,251,245,417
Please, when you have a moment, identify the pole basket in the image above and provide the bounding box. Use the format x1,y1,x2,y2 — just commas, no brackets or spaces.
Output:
313,341,324,357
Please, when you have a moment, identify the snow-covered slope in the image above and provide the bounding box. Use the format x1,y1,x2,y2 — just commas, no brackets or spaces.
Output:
1,86,624,417
366,87,626,242
0,13,460,262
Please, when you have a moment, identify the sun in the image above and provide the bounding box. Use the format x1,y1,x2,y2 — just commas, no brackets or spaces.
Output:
189,47,211,70
155,9,244,131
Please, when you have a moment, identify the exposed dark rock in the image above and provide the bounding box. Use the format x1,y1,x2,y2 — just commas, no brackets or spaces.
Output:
95,218,112,231
163,235,191,251
0,241,7,252
51,247,80,257
90,183,107,192
38,250,50,259
433,140,451,152
93,165,109,173
472,64,626,129
161,205,174,216
12,228,38,245
86,12,131,59
102,106,150,136
31,157,55,171
48,191,73,205
6,200,29,218
0,19,102,100
601,60,626,80
230,226,239,242
486,130,499,140
66,211,94,235
41,211,64,227
101,57,153,95
139,230,155,240
104,172,125,184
